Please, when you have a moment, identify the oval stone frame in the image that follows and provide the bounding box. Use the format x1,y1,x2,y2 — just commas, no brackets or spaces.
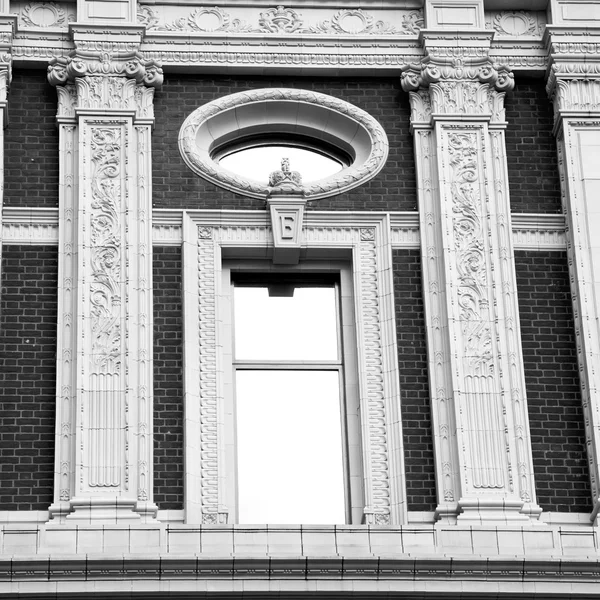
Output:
178,88,389,200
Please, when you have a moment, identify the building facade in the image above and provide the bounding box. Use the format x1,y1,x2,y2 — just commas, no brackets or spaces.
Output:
1,0,600,596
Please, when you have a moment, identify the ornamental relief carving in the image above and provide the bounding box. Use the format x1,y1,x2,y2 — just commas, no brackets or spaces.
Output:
448,132,492,367
13,1,75,29
485,10,545,37
47,44,163,89
139,5,422,36
447,129,506,491
553,78,600,113
89,127,122,374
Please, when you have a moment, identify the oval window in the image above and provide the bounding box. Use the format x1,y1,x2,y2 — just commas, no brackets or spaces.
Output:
179,88,389,200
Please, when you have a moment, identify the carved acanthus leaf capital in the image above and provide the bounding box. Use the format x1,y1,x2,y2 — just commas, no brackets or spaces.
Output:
48,53,163,89
402,30,514,119
403,60,513,120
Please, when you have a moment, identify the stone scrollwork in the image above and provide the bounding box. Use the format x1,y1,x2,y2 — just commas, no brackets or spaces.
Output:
139,4,420,37
89,127,122,373
48,52,163,89
137,6,159,30
157,6,253,34
401,10,424,35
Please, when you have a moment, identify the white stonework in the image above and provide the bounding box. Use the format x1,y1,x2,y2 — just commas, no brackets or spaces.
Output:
47,26,162,523
1,0,600,596
181,210,406,526
404,28,540,523
547,25,600,523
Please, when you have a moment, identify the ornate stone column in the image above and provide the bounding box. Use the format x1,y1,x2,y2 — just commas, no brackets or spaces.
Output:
47,26,163,522
402,28,541,522
546,25,600,522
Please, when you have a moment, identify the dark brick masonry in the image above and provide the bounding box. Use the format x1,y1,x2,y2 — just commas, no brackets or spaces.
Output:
4,70,59,208
152,75,417,212
505,77,562,214
153,246,185,510
393,249,437,512
515,250,591,512
0,245,57,510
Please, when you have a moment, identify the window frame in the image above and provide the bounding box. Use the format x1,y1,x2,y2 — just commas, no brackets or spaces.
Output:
223,262,361,525
181,211,406,526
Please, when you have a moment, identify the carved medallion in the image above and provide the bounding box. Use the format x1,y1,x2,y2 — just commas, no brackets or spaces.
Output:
20,1,70,28
491,11,539,36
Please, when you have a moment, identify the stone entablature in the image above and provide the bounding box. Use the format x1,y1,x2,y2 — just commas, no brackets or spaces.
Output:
1,522,599,596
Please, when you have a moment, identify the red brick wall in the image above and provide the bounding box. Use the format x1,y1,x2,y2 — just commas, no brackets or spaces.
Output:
515,250,591,512
153,247,184,509
0,245,57,510
505,78,562,214
393,249,436,511
4,69,59,208
151,75,417,212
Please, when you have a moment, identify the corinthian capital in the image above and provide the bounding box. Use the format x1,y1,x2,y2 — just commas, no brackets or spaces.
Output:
47,25,163,89
402,30,514,121
47,53,163,89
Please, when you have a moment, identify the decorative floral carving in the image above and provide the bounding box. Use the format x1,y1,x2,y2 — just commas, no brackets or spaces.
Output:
447,130,506,491
137,5,159,29
491,11,539,37
309,8,416,35
311,9,374,34
401,10,424,35
139,5,419,37
21,2,71,28
157,6,253,33
89,127,122,373
258,5,304,34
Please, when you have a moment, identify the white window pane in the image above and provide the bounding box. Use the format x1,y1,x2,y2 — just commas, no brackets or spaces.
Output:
234,286,338,361
236,370,345,524
220,146,342,184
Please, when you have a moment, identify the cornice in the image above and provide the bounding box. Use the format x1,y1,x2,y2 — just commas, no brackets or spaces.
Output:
1,553,600,594
0,7,565,73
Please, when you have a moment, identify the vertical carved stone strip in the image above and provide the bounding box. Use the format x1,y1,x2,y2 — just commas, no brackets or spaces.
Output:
377,216,408,524
415,127,460,516
445,127,508,494
89,374,121,487
133,122,153,507
84,123,125,492
196,226,226,524
356,231,391,525
182,213,202,523
51,122,78,517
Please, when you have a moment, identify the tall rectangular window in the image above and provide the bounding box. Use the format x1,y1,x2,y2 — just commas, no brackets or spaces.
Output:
231,274,348,524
